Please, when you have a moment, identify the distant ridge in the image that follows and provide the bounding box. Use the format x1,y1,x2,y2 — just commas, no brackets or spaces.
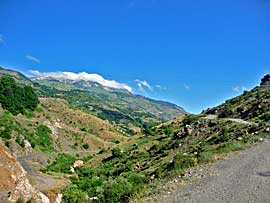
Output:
0,67,186,133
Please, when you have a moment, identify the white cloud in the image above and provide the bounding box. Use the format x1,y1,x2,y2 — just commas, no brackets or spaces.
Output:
26,55,40,63
155,84,167,90
29,70,132,92
232,86,247,92
135,79,153,91
184,84,190,90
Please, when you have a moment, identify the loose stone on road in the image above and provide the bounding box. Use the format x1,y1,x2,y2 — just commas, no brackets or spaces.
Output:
151,141,270,203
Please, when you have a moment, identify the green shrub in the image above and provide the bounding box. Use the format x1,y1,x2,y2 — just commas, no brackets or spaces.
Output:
172,153,197,170
46,153,76,173
82,143,89,149
15,135,25,147
99,177,132,203
34,125,53,151
259,112,270,123
16,197,24,203
198,151,214,163
111,147,122,158
216,141,245,153
0,76,39,115
0,111,16,139
62,185,88,203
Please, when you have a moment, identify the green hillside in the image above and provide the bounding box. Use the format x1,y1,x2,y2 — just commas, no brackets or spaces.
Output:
0,67,186,135
1,67,269,203
47,76,270,203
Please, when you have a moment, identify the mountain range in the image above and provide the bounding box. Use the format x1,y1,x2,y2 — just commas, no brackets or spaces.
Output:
0,67,269,203
0,67,186,135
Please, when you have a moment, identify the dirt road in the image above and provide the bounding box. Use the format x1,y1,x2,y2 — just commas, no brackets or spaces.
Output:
151,141,270,203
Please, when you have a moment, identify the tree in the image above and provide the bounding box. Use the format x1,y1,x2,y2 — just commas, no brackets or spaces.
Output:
111,147,122,158
0,76,39,115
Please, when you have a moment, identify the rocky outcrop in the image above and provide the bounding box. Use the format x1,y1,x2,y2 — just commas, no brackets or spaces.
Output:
260,74,270,86
0,141,50,203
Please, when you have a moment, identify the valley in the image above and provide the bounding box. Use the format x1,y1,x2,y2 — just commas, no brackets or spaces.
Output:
0,67,270,203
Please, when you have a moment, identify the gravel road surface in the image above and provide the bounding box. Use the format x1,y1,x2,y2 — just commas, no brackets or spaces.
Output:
152,141,270,203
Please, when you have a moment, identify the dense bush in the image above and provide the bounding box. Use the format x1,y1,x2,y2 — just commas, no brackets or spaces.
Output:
0,111,16,139
46,153,76,173
259,112,270,123
62,185,88,203
171,153,197,170
34,125,53,151
111,147,122,158
100,177,132,203
82,143,89,149
0,76,39,115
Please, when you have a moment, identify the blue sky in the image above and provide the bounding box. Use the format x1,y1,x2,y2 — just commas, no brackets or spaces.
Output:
0,0,269,113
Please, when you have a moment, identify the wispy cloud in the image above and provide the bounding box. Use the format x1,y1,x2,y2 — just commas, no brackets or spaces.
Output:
232,86,247,92
184,84,190,91
29,70,132,92
155,84,167,90
135,79,153,92
26,55,40,63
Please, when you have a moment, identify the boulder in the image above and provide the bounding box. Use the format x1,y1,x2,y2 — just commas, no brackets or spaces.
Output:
73,160,84,168
260,74,270,86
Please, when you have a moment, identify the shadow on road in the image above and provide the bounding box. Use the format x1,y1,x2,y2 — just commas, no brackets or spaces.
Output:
257,171,270,177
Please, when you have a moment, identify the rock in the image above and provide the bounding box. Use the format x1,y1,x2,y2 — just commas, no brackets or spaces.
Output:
70,166,75,173
259,138,264,142
184,125,193,136
260,74,270,86
73,160,84,168
23,140,32,154
0,142,50,203
55,193,63,203
89,196,98,203
134,163,140,171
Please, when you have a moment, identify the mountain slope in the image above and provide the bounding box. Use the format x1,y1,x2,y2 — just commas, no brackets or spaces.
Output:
204,80,270,122
0,141,50,203
34,78,186,126
0,67,186,134
0,67,33,85
54,75,270,203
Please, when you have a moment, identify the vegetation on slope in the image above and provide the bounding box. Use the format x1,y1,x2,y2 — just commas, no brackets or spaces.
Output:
0,74,126,156
44,80,270,203
0,76,39,115
34,78,186,132
205,83,270,122
0,67,186,135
